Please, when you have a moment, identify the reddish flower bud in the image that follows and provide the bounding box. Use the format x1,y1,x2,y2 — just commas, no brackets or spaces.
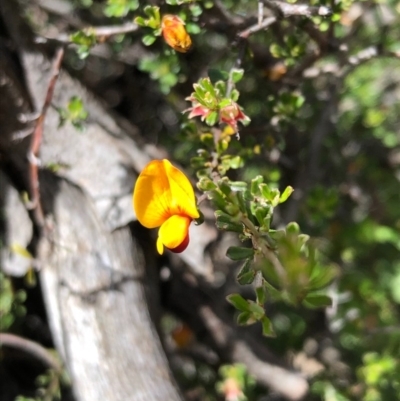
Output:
219,100,250,131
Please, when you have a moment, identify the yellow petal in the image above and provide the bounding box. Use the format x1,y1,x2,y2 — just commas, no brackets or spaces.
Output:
158,215,191,252
164,160,200,220
133,159,199,228
133,159,174,228
156,237,164,255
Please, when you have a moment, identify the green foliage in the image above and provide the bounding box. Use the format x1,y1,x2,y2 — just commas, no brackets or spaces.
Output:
0,273,27,330
270,35,307,66
166,0,195,5
138,52,181,94
15,368,66,401
184,75,250,134
104,0,139,18
57,96,88,131
358,353,400,401
134,5,162,46
69,30,97,59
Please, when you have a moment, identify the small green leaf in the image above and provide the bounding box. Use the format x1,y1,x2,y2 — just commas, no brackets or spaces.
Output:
298,233,310,247
227,293,250,312
216,138,229,153
231,68,244,83
295,95,305,108
200,133,214,147
191,156,207,169
236,190,252,215
224,203,240,216
186,22,201,34
215,214,244,233
201,77,217,96
189,3,203,17
218,98,232,108
255,286,267,305
261,316,275,337
270,188,281,206
309,265,337,290
226,246,255,261
104,0,139,17
218,178,232,196
134,16,145,26
230,88,240,102
270,43,283,58
215,210,235,221
253,205,270,227
143,5,157,18
237,259,256,285
262,216,272,232
229,156,243,169
279,186,294,203
303,293,332,309
142,34,156,46
205,111,218,126
247,301,265,319
251,176,264,196
258,183,271,199
230,181,248,191
237,271,256,285
197,177,216,191
286,222,300,235
237,311,256,326
207,189,227,210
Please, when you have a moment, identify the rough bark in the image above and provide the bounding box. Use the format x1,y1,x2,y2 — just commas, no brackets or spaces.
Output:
38,174,183,401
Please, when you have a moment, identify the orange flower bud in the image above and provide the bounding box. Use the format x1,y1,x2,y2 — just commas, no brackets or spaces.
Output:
161,14,192,53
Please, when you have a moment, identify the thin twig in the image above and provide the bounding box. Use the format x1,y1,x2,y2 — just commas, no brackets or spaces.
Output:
238,16,276,38
0,333,63,373
210,0,246,26
37,22,139,45
27,47,64,228
341,45,400,77
262,0,332,18
258,1,264,25
225,39,247,98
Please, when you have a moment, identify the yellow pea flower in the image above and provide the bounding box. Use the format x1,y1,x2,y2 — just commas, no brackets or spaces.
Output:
161,14,192,53
133,159,200,254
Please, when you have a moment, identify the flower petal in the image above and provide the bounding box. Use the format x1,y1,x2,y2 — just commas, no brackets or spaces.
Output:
133,160,173,228
133,159,199,228
156,237,164,255
163,160,200,220
158,215,191,253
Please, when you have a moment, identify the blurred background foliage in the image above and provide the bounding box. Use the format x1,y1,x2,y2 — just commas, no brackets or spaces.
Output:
2,0,400,400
